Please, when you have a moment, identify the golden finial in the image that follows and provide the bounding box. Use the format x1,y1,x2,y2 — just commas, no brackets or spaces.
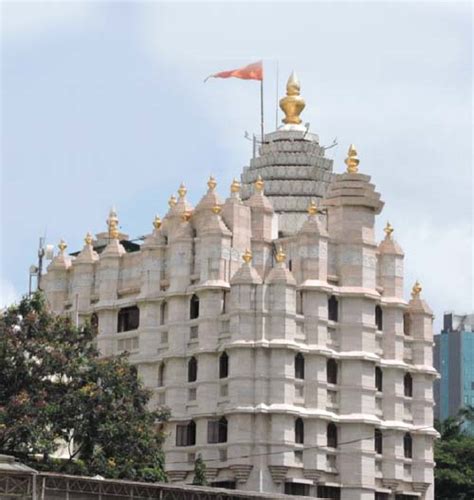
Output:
384,222,394,238
242,248,252,264
255,175,264,193
411,280,422,299
231,178,241,193
344,144,360,174
178,183,187,198
279,71,306,125
181,211,192,222
207,176,217,191
275,246,286,264
84,232,93,246
153,215,162,230
168,195,177,208
307,199,319,216
107,208,119,239
211,205,222,215
58,239,67,254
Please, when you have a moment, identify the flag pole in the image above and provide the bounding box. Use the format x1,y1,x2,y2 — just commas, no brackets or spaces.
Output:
260,77,264,143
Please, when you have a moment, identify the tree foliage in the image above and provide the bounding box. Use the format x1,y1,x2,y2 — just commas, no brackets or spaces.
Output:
435,407,474,499
192,454,208,486
0,292,168,482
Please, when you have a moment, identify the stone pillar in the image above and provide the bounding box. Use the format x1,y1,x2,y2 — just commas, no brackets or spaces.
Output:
43,241,71,314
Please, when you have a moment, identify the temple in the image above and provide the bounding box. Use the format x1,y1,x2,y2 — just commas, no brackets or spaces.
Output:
43,73,437,500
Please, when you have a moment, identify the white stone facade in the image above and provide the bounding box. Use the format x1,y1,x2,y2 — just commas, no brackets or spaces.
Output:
43,123,437,499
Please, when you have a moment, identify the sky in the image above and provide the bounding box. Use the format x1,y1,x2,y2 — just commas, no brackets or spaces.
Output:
1,0,472,331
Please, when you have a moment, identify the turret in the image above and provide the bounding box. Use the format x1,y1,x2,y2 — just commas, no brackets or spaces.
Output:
43,239,71,314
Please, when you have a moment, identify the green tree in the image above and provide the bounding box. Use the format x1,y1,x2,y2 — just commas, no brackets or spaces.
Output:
434,407,474,499
192,454,208,486
0,292,168,482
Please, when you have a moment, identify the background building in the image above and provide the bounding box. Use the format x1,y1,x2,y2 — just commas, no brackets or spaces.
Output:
43,74,437,500
434,313,474,430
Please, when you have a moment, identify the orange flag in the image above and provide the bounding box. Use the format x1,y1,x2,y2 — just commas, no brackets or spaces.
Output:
205,61,263,82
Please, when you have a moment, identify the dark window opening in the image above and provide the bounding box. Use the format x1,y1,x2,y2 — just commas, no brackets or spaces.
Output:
327,358,338,385
295,418,304,444
404,373,413,398
219,352,229,379
375,305,383,331
90,313,99,333
188,357,198,382
403,432,412,458
403,313,411,335
375,494,390,500
295,353,305,380
328,295,339,322
176,420,196,447
221,291,229,314
285,483,310,496
160,301,168,325
207,417,228,443
296,291,303,315
327,423,338,448
288,259,293,271
158,363,165,387
317,485,341,499
190,294,200,319
211,481,236,490
374,428,383,455
117,306,140,332
375,367,383,392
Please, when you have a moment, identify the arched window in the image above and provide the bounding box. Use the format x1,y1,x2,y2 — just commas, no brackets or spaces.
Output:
375,367,383,392
375,305,383,331
374,429,383,455
404,373,413,397
403,313,411,336
219,352,229,379
295,353,305,380
117,306,140,332
327,359,338,385
403,433,412,458
158,362,165,387
190,294,200,320
160,301,168,325
188,357,198,382
327,423,338,448
90,313,99,333
328,295,339,322
295,418,304,444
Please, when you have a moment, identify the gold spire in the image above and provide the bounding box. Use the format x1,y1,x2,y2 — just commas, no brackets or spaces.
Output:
58,239,67,254
384,221,394,238
345,144,360,173
242,248,252,264
231,178,241,193
211,205,222,215
168,195,177,208
181,211,192,222
307,199,319,216
107,208,119,239
279,71,306,125
178,183,187,198
207,175,217,191
84,232,93,246
275,245,286,264
411,280,422,299
255,175,264,193
153,215,162,230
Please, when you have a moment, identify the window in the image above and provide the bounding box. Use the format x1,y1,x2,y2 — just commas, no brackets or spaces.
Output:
296,291,303,315
221,291,229,314
288,259,293,272
375,494,390,500
375,367,383,392
327,423,338,448
285,483,310,496
327,359,338,384
374,429,383,455
328,295,339,322
176,420,196,447
295,418,304,444
117,306,139,332
188,357,198,382
403,432,412,458
90,313,99,333
295,353,305,380
375,305,383,331
404,373,413,398
219,352,229,379
158,363,165,387
403,313,411,335
190,294,200,319
160,301,168,325
317,485,341,499
208,417,228,443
